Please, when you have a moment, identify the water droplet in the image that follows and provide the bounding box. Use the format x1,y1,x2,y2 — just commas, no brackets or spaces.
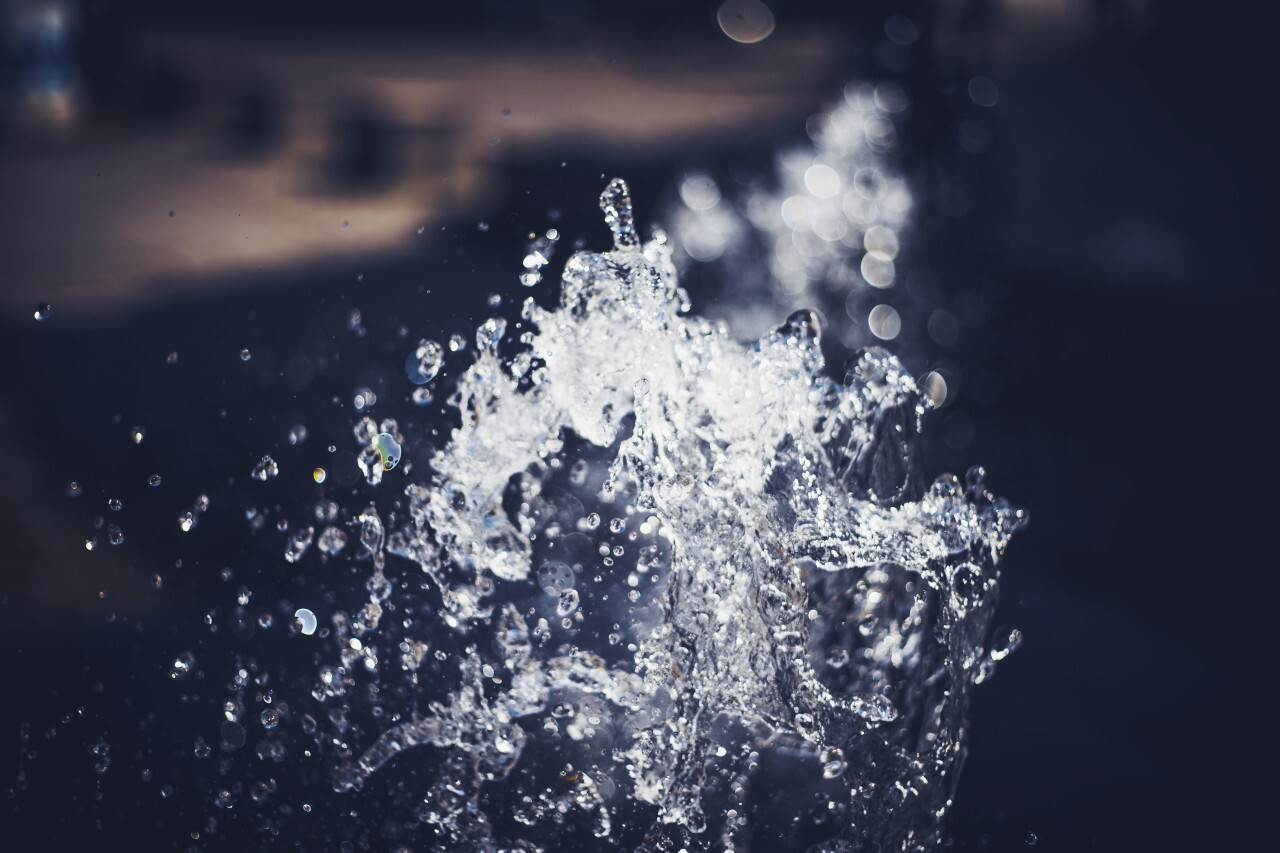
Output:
1024,831,1038,846
633,377,650,397
251,455,278,481
411,387,434,406
448,334,467,352
148,474,162,487
33,303,52,321
240,348,252,362
260,708,280,730
408,339,444,384
171,651,196,679
557,588,580,616
107,525,124,546
294,608,317,636
313,467,326,484
108,498,122,511
65,481,83,497
166,351,178,364
476,317,506,352
130,426,146,444
536,561,575,595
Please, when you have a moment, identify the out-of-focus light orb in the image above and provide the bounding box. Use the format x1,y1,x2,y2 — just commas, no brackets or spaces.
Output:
968,76,1000,108
861,253,896,288
717,0,776,44
884,14,919,46
294,608,317,636
920,370,948,407
863,225,900,260
804,164,842,198
679,173,721,211
868,304,902,340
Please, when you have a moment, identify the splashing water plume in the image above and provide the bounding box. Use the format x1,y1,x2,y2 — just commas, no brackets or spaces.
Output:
289,180,1022,852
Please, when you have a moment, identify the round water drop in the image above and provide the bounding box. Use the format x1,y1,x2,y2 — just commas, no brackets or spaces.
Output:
557,588,580,617
373,433,401,471
107,524,124,546
536,561,575,595
717,0,775,44
313,467,327,483
633,377,650,398
149,474,162,487
131,426,146,444
240,348,252,362
260,708,280,730
408,339,444,385
251,455,278,481
108,498,122,511
294,608,318,636
33,303,52,321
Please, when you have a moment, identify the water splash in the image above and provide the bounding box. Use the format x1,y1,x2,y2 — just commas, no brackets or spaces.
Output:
299,179,1024,851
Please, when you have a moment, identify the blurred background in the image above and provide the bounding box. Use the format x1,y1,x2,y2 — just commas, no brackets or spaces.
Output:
0,0,1274,850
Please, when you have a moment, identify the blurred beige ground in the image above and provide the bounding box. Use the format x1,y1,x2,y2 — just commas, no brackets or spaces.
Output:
2,28,842,322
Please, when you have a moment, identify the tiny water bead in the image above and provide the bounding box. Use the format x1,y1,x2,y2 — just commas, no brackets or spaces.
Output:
33,303,52,321
313,467,326,484
106,525,124,546
240,348,252,361
149,474,162,487
130,426,146,444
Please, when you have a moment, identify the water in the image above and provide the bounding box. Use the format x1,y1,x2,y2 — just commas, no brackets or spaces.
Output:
281,179,1025,851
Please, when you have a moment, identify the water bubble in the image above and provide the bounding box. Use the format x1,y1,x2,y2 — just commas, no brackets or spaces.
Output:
148,474,162,487
373,433,401,471
107,525,124,546
448,334,467,352
108,498,122,511
65,481,83,497
251,455,278,481
536,561,575,595
84,538,97,551
633,377,650,398
130,426,146,444
294,608,317,636
33,303,52,321
411,387,434,406
313,467,326,483
1025,832,1038,846
288,424,308,445
240,348,252,362
317,526,348,555
260,709,280,730
609,517,626,534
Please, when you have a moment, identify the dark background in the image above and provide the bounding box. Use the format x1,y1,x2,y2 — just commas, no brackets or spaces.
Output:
1,1,1274,850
